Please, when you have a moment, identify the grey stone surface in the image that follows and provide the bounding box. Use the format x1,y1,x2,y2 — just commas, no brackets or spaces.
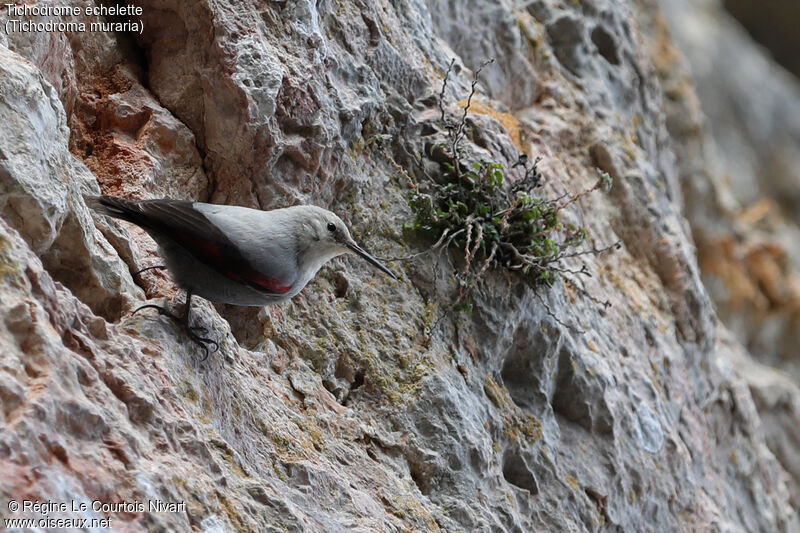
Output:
0,0,798,531
0,46,142,320
657,0,800,376
660,0,800,213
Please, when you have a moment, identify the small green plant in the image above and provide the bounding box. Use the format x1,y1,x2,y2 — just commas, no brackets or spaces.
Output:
393,59,618,328
407,155,614,283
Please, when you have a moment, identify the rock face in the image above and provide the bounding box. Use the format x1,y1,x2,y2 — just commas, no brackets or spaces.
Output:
654,0,800,513
658,0,800,377
0,0,798,531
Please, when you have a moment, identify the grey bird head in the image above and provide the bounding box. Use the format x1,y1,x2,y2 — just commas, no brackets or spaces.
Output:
294,206,397,280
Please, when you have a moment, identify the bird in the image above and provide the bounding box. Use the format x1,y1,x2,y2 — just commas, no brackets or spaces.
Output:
87,195,397,357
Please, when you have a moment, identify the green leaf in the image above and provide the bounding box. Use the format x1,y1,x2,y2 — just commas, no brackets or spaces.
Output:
454,302,474,315
599,171,613,191
492,170,503,187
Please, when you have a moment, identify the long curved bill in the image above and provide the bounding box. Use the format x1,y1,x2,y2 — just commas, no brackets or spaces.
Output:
346,241,398,280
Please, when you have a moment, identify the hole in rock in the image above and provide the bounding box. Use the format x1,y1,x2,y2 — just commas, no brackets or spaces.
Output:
591,26,620,66
502,451,539,495
350,369,365,391
408,459,430,495
332,272,349,298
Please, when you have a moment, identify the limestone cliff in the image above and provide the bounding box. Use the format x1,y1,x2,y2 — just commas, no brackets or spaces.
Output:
0,0,798,531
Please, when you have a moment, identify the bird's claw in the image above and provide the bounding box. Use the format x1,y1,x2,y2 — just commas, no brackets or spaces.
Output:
187,329,219,361
132,303,180,321
134,264,167,276
131,303,218,360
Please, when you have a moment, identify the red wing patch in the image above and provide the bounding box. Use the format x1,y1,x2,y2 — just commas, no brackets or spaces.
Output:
175,231,292,295
225,269,293,294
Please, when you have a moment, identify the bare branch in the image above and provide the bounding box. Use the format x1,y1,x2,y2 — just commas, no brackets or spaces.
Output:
451,59,494,179
565,278,612,309
534,291,584,334
476,243,498,278
439,58,456,125
378,146,418,191
555,240,622,261
554,176,608,214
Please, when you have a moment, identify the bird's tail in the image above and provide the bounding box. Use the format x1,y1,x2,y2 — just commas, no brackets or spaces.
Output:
85,195,145,225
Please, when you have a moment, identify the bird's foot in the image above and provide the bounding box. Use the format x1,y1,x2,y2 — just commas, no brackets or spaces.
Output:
189,325,208,335
186,327,218,361
134,264,167,276
132,303,180,321
132,303,218,360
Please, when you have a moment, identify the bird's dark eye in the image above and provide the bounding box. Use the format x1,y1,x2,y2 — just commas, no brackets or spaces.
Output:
327,222,336,232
